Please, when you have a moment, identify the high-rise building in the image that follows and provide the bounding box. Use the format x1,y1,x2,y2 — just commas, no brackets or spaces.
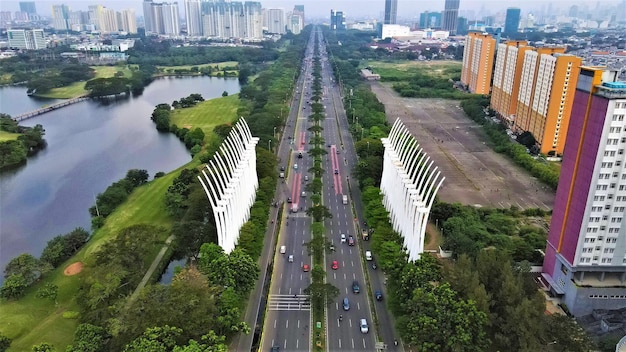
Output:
19,2,37,15
118,9,138,33
290,5,304,34
51,4,71,30
8,29,46,49
330,9,346,31
161,2,180,36
443,0,460,34
384,0,397,25
456,16,468,35
143,0,154,33
419,11,442,29
265,8,285,34
491,41,532,126
541,67,626,317
514,49,581,155
185,0,202,36
460,32,496,94
504,8,521,35
202,1,262,40
89,5,118,32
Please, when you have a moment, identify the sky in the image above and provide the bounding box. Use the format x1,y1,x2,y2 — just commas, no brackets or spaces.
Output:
0,0,622,20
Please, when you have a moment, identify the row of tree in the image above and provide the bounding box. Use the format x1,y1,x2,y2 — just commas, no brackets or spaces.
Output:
0,115,47,170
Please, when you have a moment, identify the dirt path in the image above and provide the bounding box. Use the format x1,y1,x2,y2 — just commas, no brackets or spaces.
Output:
127,235,175,305
370,82,555,210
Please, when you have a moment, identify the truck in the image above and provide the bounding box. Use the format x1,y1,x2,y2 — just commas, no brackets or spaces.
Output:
342,194,348,205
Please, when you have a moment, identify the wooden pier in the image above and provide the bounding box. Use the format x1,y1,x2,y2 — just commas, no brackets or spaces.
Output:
12,95,90,121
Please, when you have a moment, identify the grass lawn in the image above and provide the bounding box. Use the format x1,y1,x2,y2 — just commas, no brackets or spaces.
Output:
363,60,462,81
0,94,239,351
0,130,20,142
34,66,133,99
158,61,239,72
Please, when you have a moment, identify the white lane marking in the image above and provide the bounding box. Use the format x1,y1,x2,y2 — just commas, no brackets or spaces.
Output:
274,320,277,328
357,302,361,310
363,339,366,348
351,261,354,267
296,339,299,349
352,339,355,349
339,339,342,349
286,320,289,328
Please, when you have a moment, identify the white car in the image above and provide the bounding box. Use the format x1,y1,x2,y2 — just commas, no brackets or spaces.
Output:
360,318,369,334
340,234,346,243
294,163,298,170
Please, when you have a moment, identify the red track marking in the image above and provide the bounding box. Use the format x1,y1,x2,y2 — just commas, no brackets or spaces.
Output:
298,132,306,151
291,173,299,205
294,173,302,206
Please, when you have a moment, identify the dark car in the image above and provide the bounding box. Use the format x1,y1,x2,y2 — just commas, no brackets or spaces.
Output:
334,169,339,174
298,152,303,158
352,280,360,294
287,197,292,203
271,347,279,352
280,166,285,171
375,290,383,301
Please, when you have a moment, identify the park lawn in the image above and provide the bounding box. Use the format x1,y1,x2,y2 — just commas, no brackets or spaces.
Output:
0,130,20,141
34,66,133,99
170,93,240,138
0,94,239,351
158,61,239,71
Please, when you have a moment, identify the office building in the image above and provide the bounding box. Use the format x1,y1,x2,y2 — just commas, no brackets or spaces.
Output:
514,49,581,155
20,2,37,15
504,8,521,35
542,67,626,317
384,0,397,25
443,0,460,34
460,32,496,94
118,9,138,33
491,41,532,125
51,4,71,30
185,0,202,36
89,5,118,32
290,5,304,34
330,10,346,31
419,11,442,29
266,8,285,34
457,16,468,35
8,29,46,49
202,1,262,40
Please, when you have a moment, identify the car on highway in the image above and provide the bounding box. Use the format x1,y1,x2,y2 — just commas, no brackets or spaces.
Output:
280,166,285,171
341,234,346,243
334,169,339,174
303,264,310,272
298,152,303,158
360,318,369,334
304,175,309,181
288,255,294,262
280,245,286,254
331,260,339,270
352,280,360,294
343,297,350,311
271,346,280,352
294,163,298,170
348,235,355,246
375,290,383,301
287,197,292,203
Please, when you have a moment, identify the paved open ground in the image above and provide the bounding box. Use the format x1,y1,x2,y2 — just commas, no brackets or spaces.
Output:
370,82,556,210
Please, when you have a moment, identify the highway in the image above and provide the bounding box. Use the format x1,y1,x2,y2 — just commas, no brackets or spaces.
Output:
261,27,402,351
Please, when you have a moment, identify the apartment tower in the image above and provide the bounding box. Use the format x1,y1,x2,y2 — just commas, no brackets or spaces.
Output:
491,40,531,126
542,67,626,316
514,48,581,155
460,32,496,94
185,0,203,36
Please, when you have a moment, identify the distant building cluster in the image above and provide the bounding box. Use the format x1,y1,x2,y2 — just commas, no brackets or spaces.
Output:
51,4,137,33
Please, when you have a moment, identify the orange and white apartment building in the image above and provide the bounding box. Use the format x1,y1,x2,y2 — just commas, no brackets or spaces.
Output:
461,32,496,94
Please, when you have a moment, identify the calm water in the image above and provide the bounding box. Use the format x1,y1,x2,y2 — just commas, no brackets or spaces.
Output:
0,76,240,277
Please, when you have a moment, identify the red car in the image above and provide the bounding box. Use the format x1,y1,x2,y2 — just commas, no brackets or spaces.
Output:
303,264,310,272
331,260,339,270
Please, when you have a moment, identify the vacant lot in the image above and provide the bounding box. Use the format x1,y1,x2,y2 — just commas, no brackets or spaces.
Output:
370,82,555,210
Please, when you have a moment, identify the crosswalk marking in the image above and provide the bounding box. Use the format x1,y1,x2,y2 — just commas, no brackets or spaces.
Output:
268,294,311,311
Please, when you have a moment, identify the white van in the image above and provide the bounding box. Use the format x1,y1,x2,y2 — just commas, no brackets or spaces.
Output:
365,250,372,261
280,245,286,254
360,318,369,334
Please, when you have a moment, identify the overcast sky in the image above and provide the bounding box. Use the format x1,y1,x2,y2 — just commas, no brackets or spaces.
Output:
0,0,622,20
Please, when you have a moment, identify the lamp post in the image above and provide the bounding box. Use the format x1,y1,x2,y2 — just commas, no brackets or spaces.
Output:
367,141,370,155
273,126,276,139
268,139,272,152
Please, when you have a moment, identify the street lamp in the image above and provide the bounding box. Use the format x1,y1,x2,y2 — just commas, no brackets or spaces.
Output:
273,126,276,139
367,141,370,154
268,139,272,151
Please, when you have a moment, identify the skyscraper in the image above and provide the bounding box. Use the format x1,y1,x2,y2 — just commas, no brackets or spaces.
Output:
202,1,262,40
185,0,202,36
118,9,138,33
330,10,345,31
143,0,154,33
460,32,496,94
161,2,180,36
384,0,397,25
443,0,460,34
541,67,625,316
51,4,70,30
290,5,304,34
19,2,36,15
266,8,285,34
491,41,532,126
504,8,521,35
419,11,442,29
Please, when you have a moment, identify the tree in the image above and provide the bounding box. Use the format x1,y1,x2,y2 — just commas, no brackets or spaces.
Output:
306,205,333,222
125,169,149,187
398,283,488,352
66,323,109,352
0,333,12,352
31,343,56,352
171,221,215,260
124,326,182,352
221,91,228,97
4,253,41,284
36,283,58,303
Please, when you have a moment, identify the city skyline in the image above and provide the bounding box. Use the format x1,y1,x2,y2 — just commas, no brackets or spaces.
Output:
2,0,623,20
